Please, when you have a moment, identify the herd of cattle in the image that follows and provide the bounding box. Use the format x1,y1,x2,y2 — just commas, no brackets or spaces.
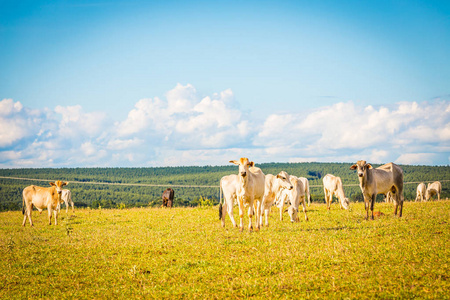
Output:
20,158,442,229
219,158,443,231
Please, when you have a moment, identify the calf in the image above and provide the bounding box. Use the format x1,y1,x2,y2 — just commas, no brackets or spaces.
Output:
219,174,239,228
22,180,68,226
323,174,350,210
425,181,441,201
230,158,265,231
60,189,75,213
260,171,293,227
415,183,426,202
350,161,403,220
278,175,308,222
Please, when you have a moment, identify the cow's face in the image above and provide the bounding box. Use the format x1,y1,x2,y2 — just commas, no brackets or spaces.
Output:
350,160,372,178
287,206,298,223
230,158,253,178
276,171,293,190
342,197,350,210
50,180,68,196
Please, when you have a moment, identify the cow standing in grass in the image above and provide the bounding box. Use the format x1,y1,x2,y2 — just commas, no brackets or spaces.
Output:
260,171,293,227
350,161,403,220
426,181,441,201
22,180,68,226
230,158,265,231
415,183,426,202
219,174,239,228
60,189,75,213
162,188,174,208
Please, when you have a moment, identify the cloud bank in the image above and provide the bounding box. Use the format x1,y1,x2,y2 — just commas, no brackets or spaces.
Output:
1,84,449,167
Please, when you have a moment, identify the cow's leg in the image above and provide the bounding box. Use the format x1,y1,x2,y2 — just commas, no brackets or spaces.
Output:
238,199,244,232
278,200,283,221
227,202,237,227
54,209,58,225
370,194,375,220
24,203,34,226
221,202,227,227
48,207,53,225
71,201,75,213
364,199,369,220
248,202,254,231
301,197,308,221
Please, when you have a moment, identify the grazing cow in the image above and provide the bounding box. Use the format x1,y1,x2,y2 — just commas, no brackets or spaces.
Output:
230,158,265,231
323,174,350,210
260,171,293,227
162,188,174,208
219,174,239,228
425,181,441,201
60,189,74,213
415,183,426,202
277,175,308,222
22,180,68,226
350,161,404,220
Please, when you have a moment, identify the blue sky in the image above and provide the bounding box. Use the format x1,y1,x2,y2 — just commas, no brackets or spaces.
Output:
1,0,449,167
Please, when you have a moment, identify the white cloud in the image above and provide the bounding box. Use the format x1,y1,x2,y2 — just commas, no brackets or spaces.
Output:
0,89,449,167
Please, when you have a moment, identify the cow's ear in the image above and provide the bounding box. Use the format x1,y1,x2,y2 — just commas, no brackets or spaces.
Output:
49,182,55,186
63,181,69,186
249,161,255,167
366,164,373,169
229,160,239,165
350,164,357,170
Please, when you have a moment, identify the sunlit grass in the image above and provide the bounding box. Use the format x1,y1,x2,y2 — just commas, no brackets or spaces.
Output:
0,201,449,299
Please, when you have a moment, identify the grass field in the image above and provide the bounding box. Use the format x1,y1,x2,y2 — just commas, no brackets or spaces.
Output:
1,201,449,299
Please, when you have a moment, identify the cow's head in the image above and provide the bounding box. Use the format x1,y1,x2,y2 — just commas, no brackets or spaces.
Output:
276,171,293,190
230,158,253,178
341,197,350,210
350,160,372,178
287,206,298,223
50,180,68,196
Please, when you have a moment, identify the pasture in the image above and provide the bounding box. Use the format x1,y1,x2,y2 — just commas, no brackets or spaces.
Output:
1,201,449,299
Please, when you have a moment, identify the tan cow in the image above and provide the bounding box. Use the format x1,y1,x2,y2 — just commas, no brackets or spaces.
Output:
277,175,308,222
219,174,239,228
230,158,266,231
425,181,441,201
350,161,403,220
323,174,350,210
415,182,426,202
260,171,293,227
60,189,74,213
22,180,68,226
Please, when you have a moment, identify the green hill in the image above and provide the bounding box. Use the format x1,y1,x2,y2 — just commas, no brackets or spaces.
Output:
0,162,449,210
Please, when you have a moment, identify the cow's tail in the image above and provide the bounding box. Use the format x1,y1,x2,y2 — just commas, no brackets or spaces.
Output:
22,193,25,215
218,179,223,220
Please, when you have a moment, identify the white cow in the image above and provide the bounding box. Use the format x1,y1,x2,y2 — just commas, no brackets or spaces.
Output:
350,161,404,220
229,158,266,231
260,171,293,227
426,181,441,201
22,180,68,226
60,189,74,213
219,174,239,228
277,175,308,222
298,177,311,206
323,174,350,210
415,183,426,202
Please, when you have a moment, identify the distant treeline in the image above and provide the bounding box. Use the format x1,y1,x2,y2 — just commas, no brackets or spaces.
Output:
0,162,449,211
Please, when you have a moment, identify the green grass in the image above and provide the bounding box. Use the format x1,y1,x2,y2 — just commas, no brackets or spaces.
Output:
1,201,449,299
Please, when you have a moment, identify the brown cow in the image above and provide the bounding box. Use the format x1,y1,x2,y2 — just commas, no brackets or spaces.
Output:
350,161,404,220
162,188,174,208
22,180,68,226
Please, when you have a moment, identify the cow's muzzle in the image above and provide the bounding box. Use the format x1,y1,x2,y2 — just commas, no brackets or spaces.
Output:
240,171,247,177
358,172,364,177
57,191,62,194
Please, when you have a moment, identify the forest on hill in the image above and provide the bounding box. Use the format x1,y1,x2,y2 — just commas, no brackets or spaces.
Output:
0,162,448,211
